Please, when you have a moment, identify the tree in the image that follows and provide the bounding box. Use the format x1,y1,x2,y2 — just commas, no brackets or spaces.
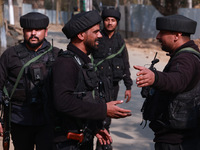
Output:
188,0,192,8
149,0,189,16
8,0,14,24
0,0,7,54
0,0,3,27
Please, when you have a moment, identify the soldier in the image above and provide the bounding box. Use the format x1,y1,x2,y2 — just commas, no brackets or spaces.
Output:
134,15,200,150
92,8,133,103
52,10,132,150
91,8,133,150
0,12,60,150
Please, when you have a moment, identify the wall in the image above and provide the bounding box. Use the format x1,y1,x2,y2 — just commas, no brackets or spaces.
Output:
3,3,200,39
4,3,69,25
119,4,200,39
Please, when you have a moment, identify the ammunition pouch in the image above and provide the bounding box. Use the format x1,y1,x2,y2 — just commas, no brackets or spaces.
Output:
82,63,98,91
112,57,124,81
95,61,112,78
3,81,26,105
141,90,165,122
28,62,47,85
29,87,43,105
27,62,48,105
11,89,26,105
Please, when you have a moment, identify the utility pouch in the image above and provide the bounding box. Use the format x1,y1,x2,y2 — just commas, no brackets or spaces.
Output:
141,90,168,122
112,57,124,81
82,63,98,90
28,62,47,83
28,62,47,105
4,81,26,105
11,89,26,105
96,61,112,78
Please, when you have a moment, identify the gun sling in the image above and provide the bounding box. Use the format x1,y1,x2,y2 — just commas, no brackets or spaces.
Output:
2,46,52,150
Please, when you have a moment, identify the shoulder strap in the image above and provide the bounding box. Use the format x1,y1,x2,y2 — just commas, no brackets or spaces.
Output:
60,50,84,66
175,47,200,59
3,46,53,99
91,43,125,71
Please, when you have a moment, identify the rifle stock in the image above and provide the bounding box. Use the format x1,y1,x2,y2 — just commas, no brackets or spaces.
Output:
67,132,84,143
3,137,9,150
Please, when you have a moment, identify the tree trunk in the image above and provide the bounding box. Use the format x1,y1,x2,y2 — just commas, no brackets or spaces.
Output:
8,0,14,25
124,0,128,39
93,0,101,12
188,0,192,8
0,0,3,27
150,0,182,16
115,0,119,8
0,0,7,54
56,0,61,25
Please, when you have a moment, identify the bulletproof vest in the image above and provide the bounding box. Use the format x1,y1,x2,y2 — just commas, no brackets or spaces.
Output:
141,47,200,130
167,80,200,129
54,50,101,137
92,32,125,82
6,43,55,105
59,50,99,102
166,47,200,129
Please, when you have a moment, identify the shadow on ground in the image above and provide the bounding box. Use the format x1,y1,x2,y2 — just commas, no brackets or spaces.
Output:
109,80,155,150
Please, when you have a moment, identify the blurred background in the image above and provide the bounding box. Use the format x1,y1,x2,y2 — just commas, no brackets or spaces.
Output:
1,1,200,149
1,0,200,55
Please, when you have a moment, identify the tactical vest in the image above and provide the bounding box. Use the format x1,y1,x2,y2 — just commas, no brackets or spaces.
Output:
60,50,99,102
5,43,55,106
168,80,200,129
141,47,200,130
54,50,101,141
92,32,125,82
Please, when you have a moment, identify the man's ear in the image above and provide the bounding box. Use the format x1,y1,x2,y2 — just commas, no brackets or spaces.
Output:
45,29,48,37
174,32,182,40
77,32,85,40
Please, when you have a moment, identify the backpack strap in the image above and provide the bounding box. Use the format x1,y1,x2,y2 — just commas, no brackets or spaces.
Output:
3,46,53,99
175,47,200,59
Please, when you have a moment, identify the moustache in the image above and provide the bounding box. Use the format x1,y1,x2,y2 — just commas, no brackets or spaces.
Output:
29,35,39,40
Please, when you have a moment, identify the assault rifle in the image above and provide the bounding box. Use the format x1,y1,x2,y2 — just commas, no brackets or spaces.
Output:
1,95,10,150
67,132,84,143
67,126,93,146
141,52,159,98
